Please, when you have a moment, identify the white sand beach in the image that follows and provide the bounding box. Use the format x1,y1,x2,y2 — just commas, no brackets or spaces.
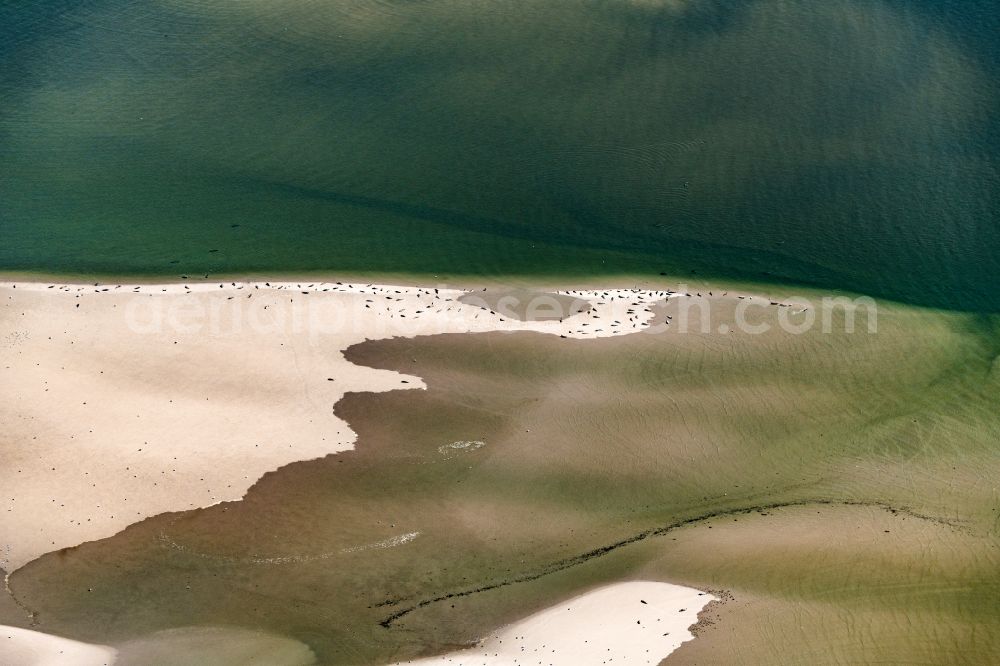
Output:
0,280,672,572
394,581,714,665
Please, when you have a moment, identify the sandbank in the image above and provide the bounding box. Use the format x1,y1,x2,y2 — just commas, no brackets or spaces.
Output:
0,624,115,665
394,581,714,665
0,280,670,571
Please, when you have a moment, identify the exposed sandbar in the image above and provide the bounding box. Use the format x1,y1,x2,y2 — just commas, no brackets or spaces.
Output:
394,581,714,665
0,280,670,570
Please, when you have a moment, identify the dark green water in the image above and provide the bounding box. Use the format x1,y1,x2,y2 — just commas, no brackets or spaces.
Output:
2,0,998,311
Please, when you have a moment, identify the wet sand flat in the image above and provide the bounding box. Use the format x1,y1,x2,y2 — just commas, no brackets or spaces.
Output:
0,624,115,665
3,287,997,663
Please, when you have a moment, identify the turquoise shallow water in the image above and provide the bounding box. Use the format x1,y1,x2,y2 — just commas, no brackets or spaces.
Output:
1,0,998,311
